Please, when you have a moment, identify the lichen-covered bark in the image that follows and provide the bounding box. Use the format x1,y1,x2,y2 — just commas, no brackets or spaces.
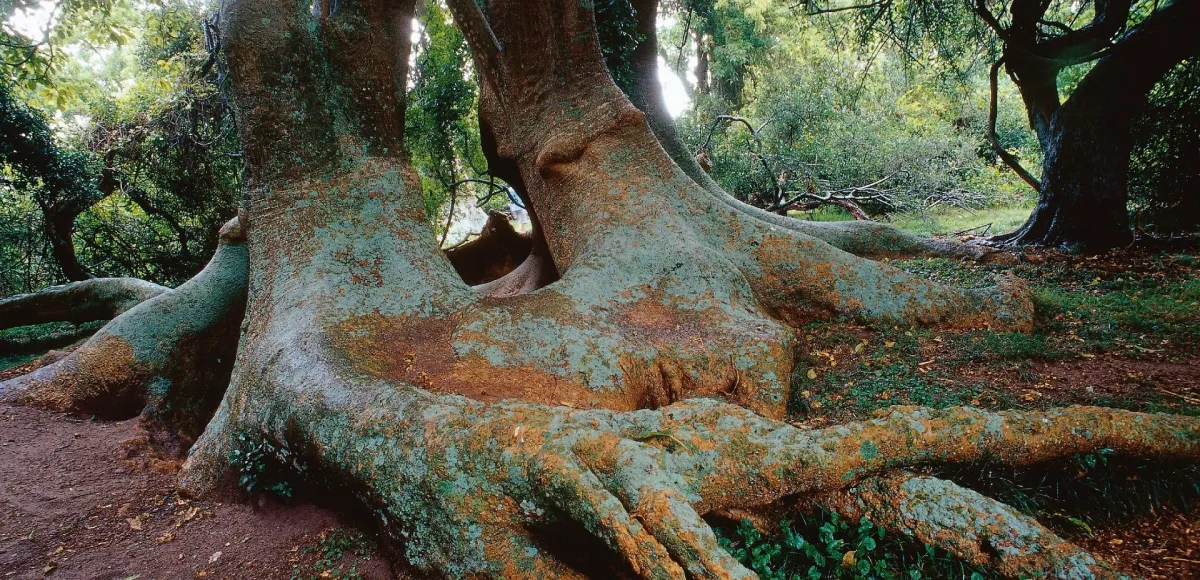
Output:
4,1,1194,579
0,277,168,331
182,360,1200,578
820,472,1131,579
0,218,247,439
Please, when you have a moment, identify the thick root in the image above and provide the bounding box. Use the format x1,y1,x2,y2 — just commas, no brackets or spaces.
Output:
820,473,1130,579
709,190,1009,262
0,277,168,331
179,334,1199,580
0,218,248,440
443,211,535,286
725,211,1034,332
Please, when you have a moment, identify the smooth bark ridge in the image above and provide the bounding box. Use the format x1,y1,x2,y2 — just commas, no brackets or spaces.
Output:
985,0,1200,251
0,277,168,331
0,216,247,440
0,1,1195,579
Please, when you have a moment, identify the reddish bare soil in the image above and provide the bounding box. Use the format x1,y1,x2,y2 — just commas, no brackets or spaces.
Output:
0,403,394,580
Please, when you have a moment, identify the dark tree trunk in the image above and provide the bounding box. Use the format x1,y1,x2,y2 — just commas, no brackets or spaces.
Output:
44,211,91,282
1003,91,1138,250
995,0,1200,251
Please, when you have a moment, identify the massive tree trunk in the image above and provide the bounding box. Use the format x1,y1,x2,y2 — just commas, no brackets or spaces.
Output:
1,1,1197,578
992,0,1200,251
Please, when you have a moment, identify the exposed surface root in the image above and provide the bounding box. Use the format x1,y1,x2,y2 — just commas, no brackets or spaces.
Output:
0,277,168,331
0,217,248,441
819,472,1130,579
443,211,534,286
179,329,1199,580
754,210,1010,263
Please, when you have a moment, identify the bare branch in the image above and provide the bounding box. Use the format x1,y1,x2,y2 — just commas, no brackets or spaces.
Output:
989,58,1042,191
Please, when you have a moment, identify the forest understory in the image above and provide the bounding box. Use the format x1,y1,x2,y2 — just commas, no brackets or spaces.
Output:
2,243,1197,580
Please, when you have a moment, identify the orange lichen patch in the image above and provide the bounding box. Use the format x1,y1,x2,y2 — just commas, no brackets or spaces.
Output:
444,356,641,410
572,433,627,475
16,334,147,417
334,313,460,388
620,298,689,331
771,304,839,331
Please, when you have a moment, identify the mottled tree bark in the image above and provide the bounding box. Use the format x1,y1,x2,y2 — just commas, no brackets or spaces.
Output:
1,1,1195,579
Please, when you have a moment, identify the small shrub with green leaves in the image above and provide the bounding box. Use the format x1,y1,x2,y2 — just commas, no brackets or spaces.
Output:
291,528,376,580
228,432,294,499
715,512,993,580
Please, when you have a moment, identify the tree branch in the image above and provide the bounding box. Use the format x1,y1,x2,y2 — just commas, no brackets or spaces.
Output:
989,58,1042,191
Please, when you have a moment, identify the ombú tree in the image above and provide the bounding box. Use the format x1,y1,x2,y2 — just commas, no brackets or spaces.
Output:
977,0,1200,251
3,0,1199,578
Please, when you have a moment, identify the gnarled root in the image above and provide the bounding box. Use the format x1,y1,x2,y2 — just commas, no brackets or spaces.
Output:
0,277,168,331
179,346,1197,580
789,220,1011,263
0,217,248,441
818,473,1130,580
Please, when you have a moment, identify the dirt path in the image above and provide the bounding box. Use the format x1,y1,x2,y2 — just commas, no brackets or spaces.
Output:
0,404,393,580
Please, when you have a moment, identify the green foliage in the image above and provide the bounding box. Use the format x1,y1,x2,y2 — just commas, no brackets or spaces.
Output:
406,2,497,241
0,0,240,293
229,432,294,499
2,0,141,100
0,320,103,372
594,0,644,93
1129,59,1200,233
0,80,93,203
716,512,994,580
671,6,1038,217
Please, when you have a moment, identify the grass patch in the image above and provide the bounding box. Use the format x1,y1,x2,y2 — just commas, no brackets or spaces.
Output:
790,204,1034,239
0,321,105,372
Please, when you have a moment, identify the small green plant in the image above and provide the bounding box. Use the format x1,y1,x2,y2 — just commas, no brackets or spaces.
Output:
715,511,994,580
229,432,294,498
291,528,375,580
